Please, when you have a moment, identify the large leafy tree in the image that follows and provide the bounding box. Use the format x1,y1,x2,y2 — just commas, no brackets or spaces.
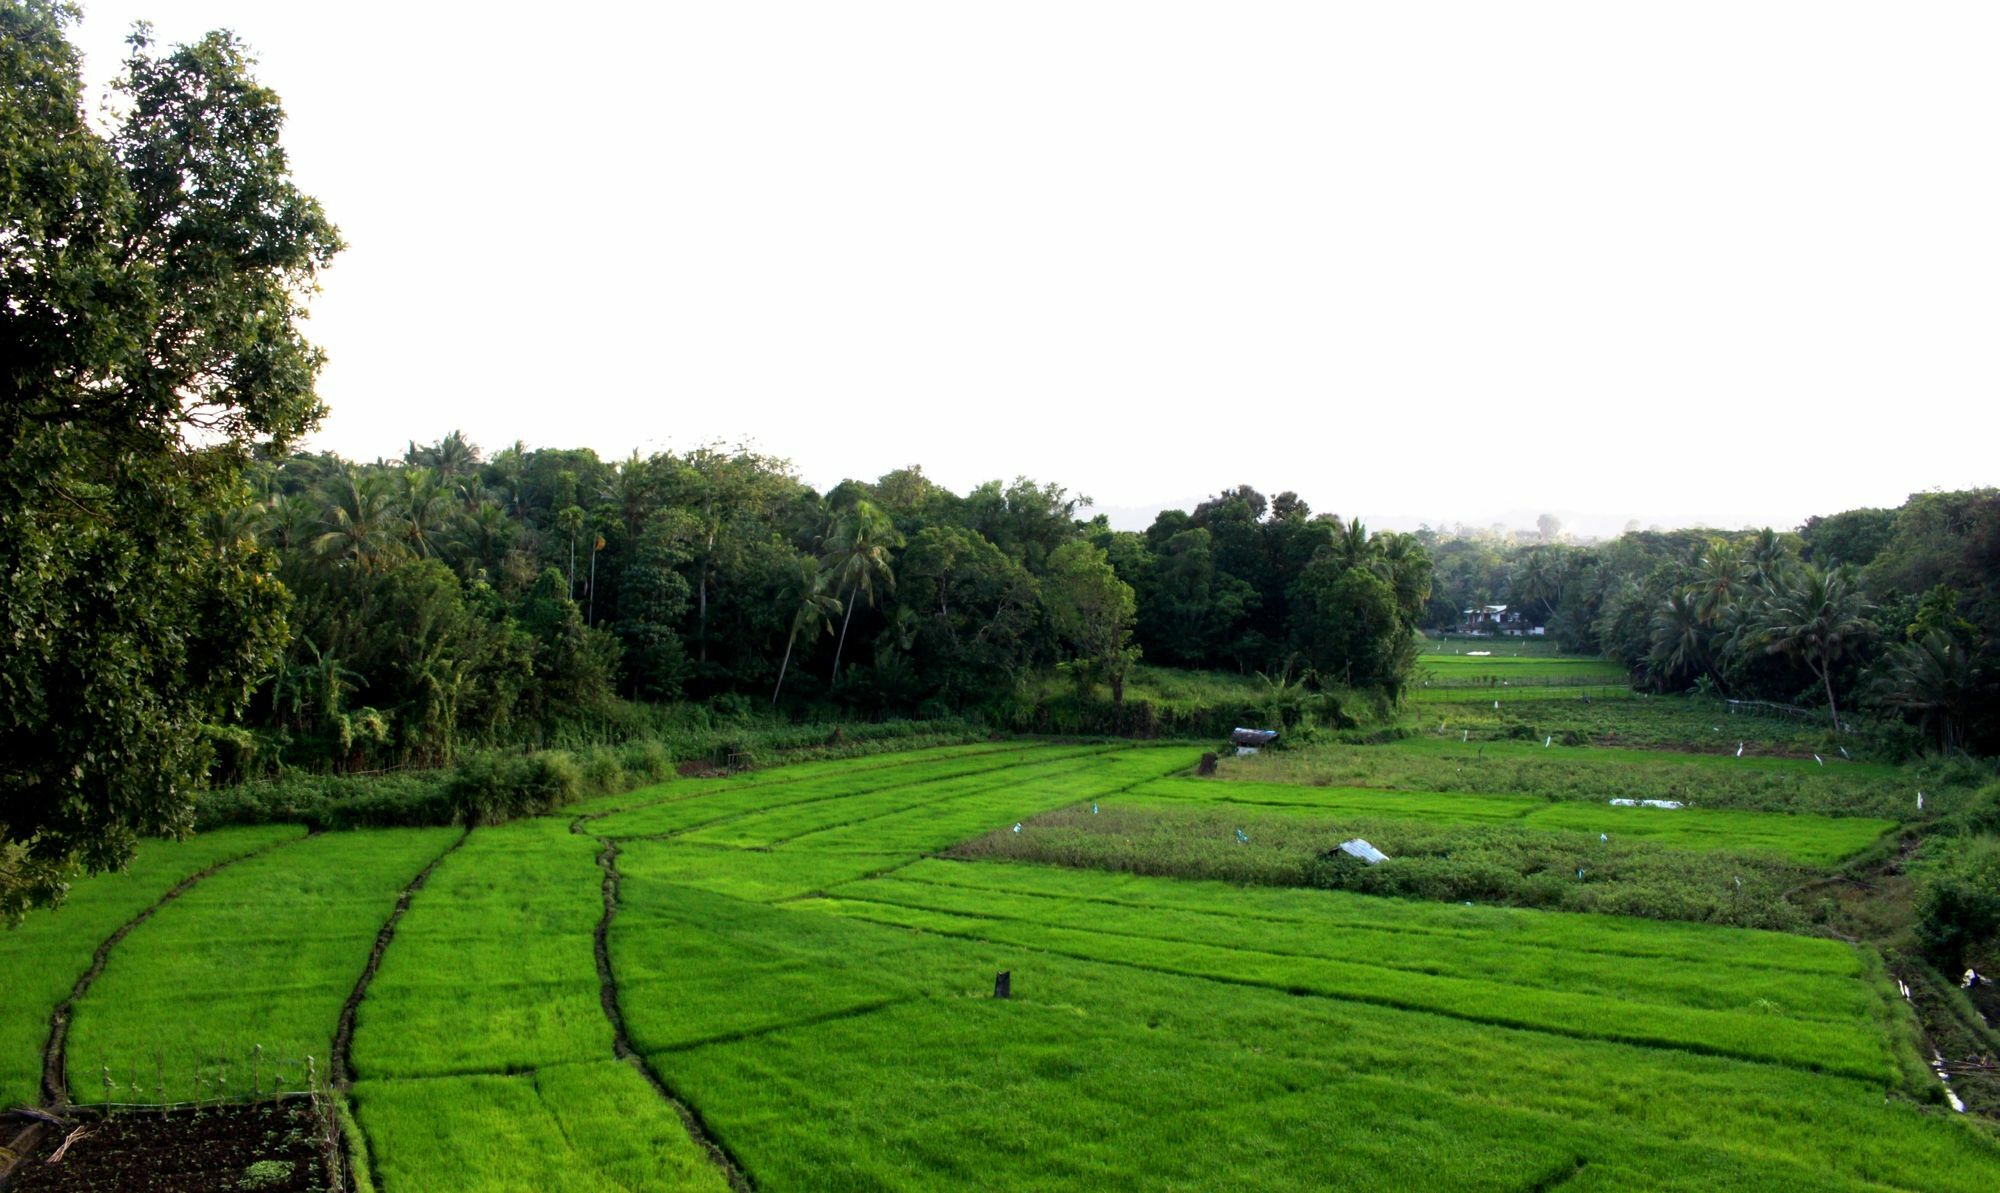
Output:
1042,540,1140,706
1,5,341,919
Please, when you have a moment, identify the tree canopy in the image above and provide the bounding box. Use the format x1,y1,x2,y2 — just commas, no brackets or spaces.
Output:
1,3,341,919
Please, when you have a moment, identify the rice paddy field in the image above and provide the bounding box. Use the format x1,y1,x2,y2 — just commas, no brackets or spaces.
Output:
3,728,1996,1190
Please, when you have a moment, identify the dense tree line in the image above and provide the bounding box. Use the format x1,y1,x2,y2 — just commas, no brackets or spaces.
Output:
220,450,1435,775
1419,491,2000,751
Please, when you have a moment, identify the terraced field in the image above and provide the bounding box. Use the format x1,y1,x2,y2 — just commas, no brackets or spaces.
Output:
3,742,1993,1190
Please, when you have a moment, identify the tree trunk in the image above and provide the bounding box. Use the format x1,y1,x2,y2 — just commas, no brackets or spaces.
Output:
1820,652,1841,733
830,587,857,684
773,631,795,705
698,568,709,664
1110,664,1125,708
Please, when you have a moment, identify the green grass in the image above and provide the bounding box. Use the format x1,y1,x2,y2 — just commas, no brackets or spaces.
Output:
351,1062,728,1192
64,828,457,1103
1220,732,1931,819
0,825,304,1109
350,819,608,1080
606,862,1997,1191
16,741,1998,1188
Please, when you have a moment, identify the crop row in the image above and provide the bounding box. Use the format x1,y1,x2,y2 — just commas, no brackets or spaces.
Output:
607,858,1995,1192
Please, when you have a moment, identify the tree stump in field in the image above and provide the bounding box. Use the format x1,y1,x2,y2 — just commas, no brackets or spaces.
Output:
1198,752,1218,776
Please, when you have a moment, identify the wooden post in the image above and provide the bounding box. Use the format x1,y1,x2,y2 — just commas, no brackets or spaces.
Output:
994,971,1011,999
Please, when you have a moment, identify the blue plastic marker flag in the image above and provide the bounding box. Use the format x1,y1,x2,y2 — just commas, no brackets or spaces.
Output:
1235,828,1249,844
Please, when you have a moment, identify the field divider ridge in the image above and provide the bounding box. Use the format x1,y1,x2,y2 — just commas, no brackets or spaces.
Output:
330,827,472,1091
585,830,755,1192
39,832,301,1109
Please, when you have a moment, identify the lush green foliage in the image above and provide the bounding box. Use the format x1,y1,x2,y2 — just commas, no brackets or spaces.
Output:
1913,832,2000,971
1420,490,2000,753
1,2,340,918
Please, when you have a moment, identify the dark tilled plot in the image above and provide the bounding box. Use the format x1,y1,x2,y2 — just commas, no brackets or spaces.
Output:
7,1100,329,1193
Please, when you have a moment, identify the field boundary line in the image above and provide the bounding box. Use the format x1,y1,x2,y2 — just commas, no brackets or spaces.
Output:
587,832,755,1192
822,903,1884,1081
39,832,301,1109
587,745,1110,842
820,888,1867,1023
889,866,1854,977
647,996,918,1056
571,741,1039,825
331,828,471,1089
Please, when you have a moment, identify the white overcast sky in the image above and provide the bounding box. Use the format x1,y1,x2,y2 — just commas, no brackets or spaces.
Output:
70,3,1999,535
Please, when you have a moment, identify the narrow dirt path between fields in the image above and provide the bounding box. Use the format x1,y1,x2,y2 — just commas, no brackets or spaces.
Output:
331,829,471,1090
39,835,300,1109
584,829,753,1192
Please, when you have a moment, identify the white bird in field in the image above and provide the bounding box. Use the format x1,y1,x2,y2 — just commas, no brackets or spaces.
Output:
1544,736,1552,748
1091,803,1099,814
1736,743,1744,757
1012,823,1022,833
1839,746,1850,760
1462,729,1469,742
1235,828,1250,844
1599,833,1608,844
1917,791,1925,811
1493,700,1500,710
1813,754,1823,766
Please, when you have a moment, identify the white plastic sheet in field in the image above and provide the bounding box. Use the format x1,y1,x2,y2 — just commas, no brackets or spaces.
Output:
1337,839,1388,865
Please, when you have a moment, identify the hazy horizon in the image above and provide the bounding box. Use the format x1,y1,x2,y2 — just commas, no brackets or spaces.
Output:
67,2,1998,534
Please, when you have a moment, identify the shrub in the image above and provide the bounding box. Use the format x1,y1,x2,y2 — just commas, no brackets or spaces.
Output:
1914,834,2000,970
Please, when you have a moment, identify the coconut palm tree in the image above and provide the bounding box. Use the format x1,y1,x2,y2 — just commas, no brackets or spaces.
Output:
555,505,586,596
398,467,457,560
1869,630,1982,752
1647,589,1710,689
822,500,902,685
313,469,404,570
1688,542,1749,626
772,557,842,704
1748,563,1874,732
